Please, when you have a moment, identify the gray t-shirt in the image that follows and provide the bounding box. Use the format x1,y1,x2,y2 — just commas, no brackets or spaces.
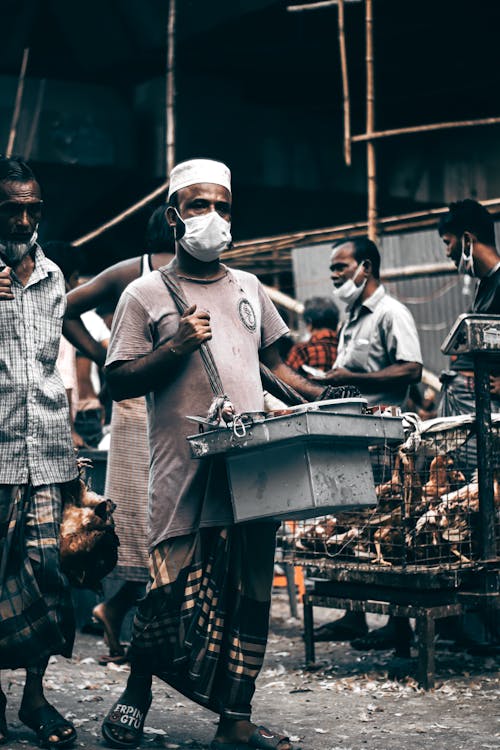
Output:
335,285,423,408
106,265,288,550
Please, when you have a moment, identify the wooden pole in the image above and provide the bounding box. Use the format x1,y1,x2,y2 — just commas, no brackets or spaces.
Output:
352,115,500,143
166,0,176,176
24,78,46,160
70,179,500,253
365,0,377,241
221,194,500,259
218,196,500,271
72,181,169,247
380,261,456,281
287,0,353,11
337,0,351,166
6,48,30,158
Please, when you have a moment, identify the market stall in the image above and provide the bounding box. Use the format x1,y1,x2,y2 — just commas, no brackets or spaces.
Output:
282,314,500,689
187,315,500,689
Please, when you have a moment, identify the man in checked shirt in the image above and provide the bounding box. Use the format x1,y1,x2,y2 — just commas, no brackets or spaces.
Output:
0,156,78,748
285,296,339,377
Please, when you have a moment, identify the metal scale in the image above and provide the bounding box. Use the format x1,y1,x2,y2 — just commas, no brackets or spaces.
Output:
441,313,500,563
187,399,403,523
441,313,500,656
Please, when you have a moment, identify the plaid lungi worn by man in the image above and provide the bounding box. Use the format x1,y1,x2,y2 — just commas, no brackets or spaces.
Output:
0,156,78,748
100,159,325,750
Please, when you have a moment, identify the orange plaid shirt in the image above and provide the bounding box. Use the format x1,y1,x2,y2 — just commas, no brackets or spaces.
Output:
286,328,338,373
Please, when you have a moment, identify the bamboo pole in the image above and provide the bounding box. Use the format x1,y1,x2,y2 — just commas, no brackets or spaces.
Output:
222,195,500,259
263,284,305,315
365,0,377,241
352,115,500,143
380,262,456,281
166,0,176,176
337,0,351,166
72,181,169,247
287,0,353,11
24,78,46,160
6,48,30,158
70,182,500,254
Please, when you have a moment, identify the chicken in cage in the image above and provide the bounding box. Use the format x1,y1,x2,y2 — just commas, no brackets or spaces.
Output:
280,415,500,572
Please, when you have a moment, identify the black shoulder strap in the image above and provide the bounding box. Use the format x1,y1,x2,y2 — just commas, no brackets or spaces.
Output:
158,264,307,407
158,264,225,396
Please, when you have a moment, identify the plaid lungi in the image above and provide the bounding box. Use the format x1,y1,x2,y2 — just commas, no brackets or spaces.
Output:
130,522,277,720
0,484,75,670
105,398,149,582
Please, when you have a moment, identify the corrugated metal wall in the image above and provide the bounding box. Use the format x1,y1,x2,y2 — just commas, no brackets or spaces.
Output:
292,224,500,376
380,230,469,375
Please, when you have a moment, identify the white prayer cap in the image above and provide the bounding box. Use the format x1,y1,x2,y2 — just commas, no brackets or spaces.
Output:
167,158,231,200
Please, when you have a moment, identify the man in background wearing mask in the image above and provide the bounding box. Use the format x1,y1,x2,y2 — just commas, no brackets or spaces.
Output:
319,237,422,408
313,237,422,649
0,156,78,747
438,199,500,436
437,200,500,652
100,159,324,749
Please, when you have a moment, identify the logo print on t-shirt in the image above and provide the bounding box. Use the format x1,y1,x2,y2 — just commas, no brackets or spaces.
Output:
238,298,257,332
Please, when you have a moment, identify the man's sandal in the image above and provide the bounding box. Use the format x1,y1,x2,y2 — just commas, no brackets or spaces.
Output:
18,704,77,748
210,726,292,750
101,691,152,749
97,652,129,666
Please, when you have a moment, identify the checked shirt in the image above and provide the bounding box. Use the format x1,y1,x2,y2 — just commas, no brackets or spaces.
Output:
0,246,77,486
286,328,338,373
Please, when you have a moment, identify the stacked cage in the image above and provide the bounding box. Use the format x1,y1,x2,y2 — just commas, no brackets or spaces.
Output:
281,415,500,575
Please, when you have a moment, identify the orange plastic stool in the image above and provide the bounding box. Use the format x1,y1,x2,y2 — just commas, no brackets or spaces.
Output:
273,565,305,598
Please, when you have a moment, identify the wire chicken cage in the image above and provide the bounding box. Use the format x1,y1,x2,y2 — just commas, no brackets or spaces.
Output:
280,414,500,574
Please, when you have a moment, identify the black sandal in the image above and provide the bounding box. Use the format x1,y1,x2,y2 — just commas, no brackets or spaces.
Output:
210,725,291,750
18,704,77,748
101,691,152,748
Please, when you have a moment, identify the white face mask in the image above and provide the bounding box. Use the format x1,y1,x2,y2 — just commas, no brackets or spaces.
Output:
333,263,367,308
175,210,231,262
0,228,38,266
457,237,476,277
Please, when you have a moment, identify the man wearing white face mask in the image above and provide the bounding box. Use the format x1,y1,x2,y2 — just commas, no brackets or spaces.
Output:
438,200,500,468
100,158,324,749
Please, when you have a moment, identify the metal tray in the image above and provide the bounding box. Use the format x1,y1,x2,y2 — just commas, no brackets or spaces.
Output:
187,409,404,459
187,410,404,523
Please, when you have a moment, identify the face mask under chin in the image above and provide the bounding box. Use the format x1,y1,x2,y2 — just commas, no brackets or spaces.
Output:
333,264,367,308
0,230,38,265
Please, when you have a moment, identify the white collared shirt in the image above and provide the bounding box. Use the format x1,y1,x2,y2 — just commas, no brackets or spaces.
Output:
335,285,423,407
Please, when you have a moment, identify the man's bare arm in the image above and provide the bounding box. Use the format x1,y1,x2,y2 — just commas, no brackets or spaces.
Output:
105,304,211,401
317,361,422,392
63,258,141,366
259,341,325,401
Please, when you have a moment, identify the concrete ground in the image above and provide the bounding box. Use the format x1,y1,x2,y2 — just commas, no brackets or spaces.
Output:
2,593,499,750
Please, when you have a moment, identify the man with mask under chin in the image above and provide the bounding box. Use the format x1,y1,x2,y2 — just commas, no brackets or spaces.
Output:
438,199,500,450
312,237,423,650
0,156,78,747
100,159,325,750
318,237,423,410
